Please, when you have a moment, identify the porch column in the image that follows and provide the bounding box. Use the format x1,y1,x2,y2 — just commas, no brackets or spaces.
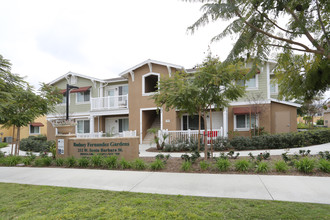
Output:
90,115,94,134
223,107,228,137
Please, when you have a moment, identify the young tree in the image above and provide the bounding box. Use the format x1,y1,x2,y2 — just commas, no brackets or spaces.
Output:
185,0,329,100
0,54,62,155
153,55,247,159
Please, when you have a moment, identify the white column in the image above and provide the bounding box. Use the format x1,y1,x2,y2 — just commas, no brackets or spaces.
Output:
90,115,94,134
223,107,228,137
100,83,104,98
266,62,270,100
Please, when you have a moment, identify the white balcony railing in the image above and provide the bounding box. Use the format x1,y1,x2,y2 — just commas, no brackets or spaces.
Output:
91,95,128,111
158,128,223,145
76,130,136,138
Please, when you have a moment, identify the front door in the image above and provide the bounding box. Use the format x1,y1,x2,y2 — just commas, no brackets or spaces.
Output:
275,111,290,133
105,118,118,135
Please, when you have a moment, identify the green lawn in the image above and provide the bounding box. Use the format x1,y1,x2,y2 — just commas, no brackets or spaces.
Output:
0,183,329,219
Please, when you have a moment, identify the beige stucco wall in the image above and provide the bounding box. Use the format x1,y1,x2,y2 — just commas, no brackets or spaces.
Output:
323,112,330,127
127,64,180,141
227,104,271,138
270,102,297,133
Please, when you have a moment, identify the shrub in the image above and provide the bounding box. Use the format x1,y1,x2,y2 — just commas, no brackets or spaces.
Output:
33,158,43,167
316,119,324,125
181,161,192,171
132,159,147,170
90,155,103,167
55,158,64,166
78,158,90,168
20,135,53,152
4,156,21,166
199,160,209,171
216,158,231,172
235,160,250,172
22,157,33,166
255,162,269,173
0,142,8,148
0,151,5,158
41,157,53,166
103,156,118,169
119,158,131,169
274,161,289,173
65,156,77,167
227,151,240,159
295,157,316,173
150,159,165,170
180,152,200,164
318,159,330,173
230,129,330,150
318,151,330,160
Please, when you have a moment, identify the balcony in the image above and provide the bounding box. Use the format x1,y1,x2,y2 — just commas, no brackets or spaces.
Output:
91,95,128,111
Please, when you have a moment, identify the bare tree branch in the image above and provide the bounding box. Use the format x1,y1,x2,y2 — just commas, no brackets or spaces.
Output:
315,0,330,49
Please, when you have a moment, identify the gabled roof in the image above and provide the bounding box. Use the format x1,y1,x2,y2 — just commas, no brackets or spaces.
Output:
119,59,185,78
48,71,106,85
270,98,302,108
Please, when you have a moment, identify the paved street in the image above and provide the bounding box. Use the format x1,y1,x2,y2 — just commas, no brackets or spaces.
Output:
0,167,330,204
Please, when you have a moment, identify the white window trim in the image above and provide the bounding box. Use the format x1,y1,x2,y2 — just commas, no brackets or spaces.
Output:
29,125,41,135
76,119,90,134
181,114,204,130
76,90,91,104
234,114,259,131
142,72,160,96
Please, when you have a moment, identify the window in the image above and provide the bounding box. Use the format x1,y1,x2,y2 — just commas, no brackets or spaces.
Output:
142,73,159,95
182,115,204,130
237,75,258,89
77,90,90,103
270,79,278,94
234,114,258,130
119,85,128,102
29,125,40,134
61,93,67,104
77,120,90,133
119,118,129,132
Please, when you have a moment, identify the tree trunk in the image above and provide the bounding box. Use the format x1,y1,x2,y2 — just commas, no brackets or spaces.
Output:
198,109,201,152
11,125,15,156
210,109,213,159
16,127,21,156
203,111,208,160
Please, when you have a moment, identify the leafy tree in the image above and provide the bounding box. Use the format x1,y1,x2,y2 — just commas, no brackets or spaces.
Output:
153,55,247,159
186,0,329,100
0,54,62,155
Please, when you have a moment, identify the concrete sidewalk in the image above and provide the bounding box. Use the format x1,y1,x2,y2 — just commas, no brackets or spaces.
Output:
0,167,329,205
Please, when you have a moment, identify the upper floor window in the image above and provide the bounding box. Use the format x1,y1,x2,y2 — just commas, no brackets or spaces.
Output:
142,73,160,95
77,90,90,103
237,74,258,90
61,93,67,104
270,78,278,94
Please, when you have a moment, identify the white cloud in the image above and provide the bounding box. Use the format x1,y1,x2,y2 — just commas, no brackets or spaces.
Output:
0,0,233,88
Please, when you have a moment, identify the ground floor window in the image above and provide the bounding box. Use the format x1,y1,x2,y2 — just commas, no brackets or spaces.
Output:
182,115,204,130
29,125,40,134
77,120,90,133
119,118,129,132
234,114,258,130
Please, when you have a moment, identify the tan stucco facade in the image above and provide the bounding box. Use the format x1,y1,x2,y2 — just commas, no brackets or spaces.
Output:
227,101,297,138
127,64,180,141
1,116,47,142
324,112,330,128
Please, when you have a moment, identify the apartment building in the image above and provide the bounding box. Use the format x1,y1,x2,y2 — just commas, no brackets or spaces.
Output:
47,59,299,142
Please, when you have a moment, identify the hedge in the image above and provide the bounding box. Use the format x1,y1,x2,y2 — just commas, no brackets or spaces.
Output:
230,129,330,151
20,135,54,152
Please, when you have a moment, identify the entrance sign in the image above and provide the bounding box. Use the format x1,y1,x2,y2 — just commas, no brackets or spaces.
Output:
58,139,64,154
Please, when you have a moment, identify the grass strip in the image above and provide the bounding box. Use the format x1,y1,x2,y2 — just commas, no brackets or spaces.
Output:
0,183,329,219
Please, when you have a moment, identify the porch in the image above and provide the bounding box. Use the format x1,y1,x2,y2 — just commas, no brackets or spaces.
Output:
91,95,128,111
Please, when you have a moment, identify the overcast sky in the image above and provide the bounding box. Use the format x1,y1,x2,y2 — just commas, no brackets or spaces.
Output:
0,0,234,88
